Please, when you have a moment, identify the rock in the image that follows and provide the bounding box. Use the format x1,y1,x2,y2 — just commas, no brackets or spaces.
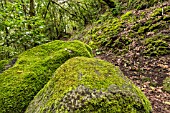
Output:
0,40,92,113
163,77,170,93
26,57,152,113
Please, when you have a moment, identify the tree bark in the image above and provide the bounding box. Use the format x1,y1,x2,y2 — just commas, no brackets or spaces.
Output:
29,0,35,16
21,0,27,16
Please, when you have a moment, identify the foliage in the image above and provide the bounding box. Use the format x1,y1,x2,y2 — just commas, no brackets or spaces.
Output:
0,0,48,59
0,0,169,60
0,0,108,60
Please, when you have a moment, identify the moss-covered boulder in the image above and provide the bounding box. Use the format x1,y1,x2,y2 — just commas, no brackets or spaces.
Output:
163,77,170,93
0,60,8,73
26,57,152,113
0,40,92,113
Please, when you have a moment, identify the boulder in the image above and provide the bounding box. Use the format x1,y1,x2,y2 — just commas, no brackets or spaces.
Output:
26,57,152,113
0,40,92,113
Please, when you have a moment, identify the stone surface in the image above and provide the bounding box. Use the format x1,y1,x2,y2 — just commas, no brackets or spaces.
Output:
26,57,152,113
0,40,92,113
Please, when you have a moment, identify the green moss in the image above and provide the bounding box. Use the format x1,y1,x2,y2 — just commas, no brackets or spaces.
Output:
163,15,170,21
0,40,92,113
26,57,152,113
163,77,170,93
131,23,142,32
151,8,163,17
121,11,133,20
149,23,161,31
0,60,8,73
138,26,149,34
88,18,123,48
151,6,170,17
143,35,170,56
72,2,169,57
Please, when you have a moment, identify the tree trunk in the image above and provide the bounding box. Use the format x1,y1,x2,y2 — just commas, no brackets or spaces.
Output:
29,0,35,16
21,0,27,16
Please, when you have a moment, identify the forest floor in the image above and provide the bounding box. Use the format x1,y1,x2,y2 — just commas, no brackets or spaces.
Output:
96,48,170,113
93,2,170,113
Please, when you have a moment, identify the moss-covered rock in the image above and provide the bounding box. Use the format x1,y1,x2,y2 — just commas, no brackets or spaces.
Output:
0,60,8,73
0,40,92,113
26,57,152,113
163,77,170,93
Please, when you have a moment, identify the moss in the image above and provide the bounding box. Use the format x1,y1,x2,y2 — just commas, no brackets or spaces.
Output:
149,23,161,31
0,58,18,74
138,26,149,34
163,77,170,93
88,18,123,48
0,40,93,113
151,8,163,17
163,15,170,21
26,57,152,113
131,23,142,32
72,3,169,56
85,17,134,55
143,35,170,56
0,60,9,73
151,6,170,17
121,11,133,20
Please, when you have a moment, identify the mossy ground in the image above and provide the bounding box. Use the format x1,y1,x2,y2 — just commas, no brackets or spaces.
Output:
0,40,92,113
163,77,170,93
26,57,152,113
72,2,170,57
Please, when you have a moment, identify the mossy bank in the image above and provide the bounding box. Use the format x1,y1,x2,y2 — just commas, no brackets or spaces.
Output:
0,40,92,113
26,57,152,113
72,3,170,56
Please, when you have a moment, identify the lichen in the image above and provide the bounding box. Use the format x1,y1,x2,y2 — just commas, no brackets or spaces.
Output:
26,57,152,113
0,40,92,113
